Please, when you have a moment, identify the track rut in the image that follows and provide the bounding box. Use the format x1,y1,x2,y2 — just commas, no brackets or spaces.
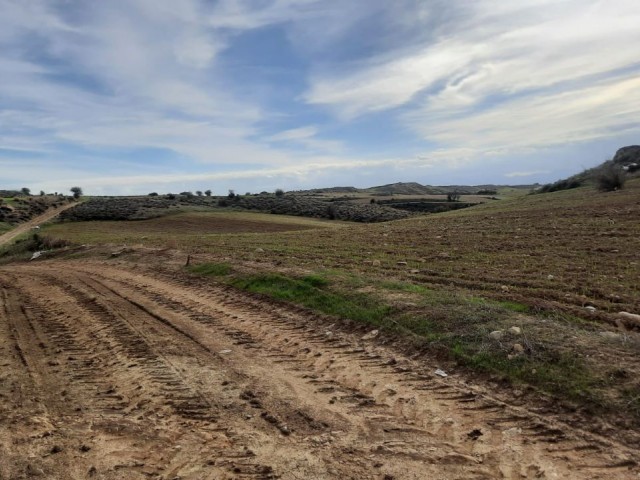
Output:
0,260,638,479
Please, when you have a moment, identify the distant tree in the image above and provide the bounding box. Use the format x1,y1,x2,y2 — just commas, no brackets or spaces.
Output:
196,190,203,196
447,191,460,202
180,191,194,198
227,189,236,199
245,192,251,196
39,190,45,196
148,192,159,196
275,188,284,197
166,193,176,199
21,187,31,196
70,186,83,199
204,189,212,197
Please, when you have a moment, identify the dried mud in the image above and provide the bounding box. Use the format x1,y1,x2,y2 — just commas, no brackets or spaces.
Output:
1,260,639,479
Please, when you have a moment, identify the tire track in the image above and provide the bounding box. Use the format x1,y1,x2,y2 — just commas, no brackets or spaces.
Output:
4,261,640,479
64,262,640,479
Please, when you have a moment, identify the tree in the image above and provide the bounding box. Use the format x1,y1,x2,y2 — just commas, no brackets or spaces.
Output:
204,189,212,197
275,188,284,197
227,189,236,198
148,192,159,196
196,190,203,196
447,191,460,202
70,186,83,199
21,187,31,196
39,190,45,196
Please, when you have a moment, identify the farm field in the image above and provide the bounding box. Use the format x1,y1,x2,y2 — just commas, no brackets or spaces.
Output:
1,179,640,478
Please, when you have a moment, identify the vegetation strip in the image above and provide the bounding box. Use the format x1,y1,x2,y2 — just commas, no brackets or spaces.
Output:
188,263,607,414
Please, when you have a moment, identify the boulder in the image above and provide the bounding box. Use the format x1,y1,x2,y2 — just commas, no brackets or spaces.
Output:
613,145,640,165
489,330,504,341
508,326,522,335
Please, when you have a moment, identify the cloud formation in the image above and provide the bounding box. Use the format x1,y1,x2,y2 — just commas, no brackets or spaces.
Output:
1,0,638,193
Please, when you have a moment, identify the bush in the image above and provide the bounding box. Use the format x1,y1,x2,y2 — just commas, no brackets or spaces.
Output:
597,163,626,192
275,188,284,197
536,179,582,194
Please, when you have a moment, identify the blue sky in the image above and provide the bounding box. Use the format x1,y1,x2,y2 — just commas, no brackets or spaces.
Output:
1,0,639,195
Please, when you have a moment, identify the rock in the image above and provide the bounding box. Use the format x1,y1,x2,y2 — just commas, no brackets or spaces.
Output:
254,247,265,253
397,261,408,266
434,369,448,377
613,145,640,165
361,330,379,341
489,330,504,341
585,306,597,313
410,269,420,274
219,349,232,354
512,343,525,354
500,285,510,292
371,259,381,266
619,312,640,328
547,274,554,280
508,326,521,335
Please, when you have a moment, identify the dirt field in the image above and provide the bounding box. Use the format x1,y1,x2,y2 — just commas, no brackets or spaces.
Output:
1,259,639,479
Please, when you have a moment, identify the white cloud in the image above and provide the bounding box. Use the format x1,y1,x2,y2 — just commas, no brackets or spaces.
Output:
504,170,550,178
407,74,640,151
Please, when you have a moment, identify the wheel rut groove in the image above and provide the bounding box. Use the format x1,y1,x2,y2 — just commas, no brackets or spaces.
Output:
0,260,638,479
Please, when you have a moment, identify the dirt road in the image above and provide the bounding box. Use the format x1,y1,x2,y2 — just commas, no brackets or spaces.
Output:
1,260,638,479
0,203,77,248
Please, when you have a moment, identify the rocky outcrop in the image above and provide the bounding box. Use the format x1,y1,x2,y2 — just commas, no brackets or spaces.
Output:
613,145,640,165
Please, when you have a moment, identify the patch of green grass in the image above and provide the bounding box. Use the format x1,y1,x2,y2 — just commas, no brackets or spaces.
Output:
451,342,600,404
188,262,232,276
229,273,391,325
0,222,12,234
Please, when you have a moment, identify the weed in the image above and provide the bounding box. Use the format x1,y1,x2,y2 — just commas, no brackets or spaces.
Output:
188,262,232,276
229,274,391,324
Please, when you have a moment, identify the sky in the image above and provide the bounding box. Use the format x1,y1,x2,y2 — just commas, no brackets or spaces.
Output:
1,0,639,195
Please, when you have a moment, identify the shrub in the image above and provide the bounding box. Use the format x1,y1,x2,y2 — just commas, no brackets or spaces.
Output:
275,188,284,197
148,192,159,196
447,191,460,202
597,163,626,192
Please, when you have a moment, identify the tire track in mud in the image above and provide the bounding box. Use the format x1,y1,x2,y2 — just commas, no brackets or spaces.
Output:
1,271,277,479
3,261,640,479
61,262,640,479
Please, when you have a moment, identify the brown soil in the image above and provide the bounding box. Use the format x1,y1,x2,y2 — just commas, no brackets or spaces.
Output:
0,203,77,248
1,258,639,479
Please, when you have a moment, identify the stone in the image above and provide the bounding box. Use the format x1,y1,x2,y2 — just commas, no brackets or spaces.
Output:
619,312,640,328
512,343,525,354
489,330,504,341
397,261,408,266
361,330,379,341
508,326,521,335
254,247,265,253
585,306,596,313
371,259,381,266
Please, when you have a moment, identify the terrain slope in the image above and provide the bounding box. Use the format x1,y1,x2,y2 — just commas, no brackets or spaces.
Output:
1,260,638,479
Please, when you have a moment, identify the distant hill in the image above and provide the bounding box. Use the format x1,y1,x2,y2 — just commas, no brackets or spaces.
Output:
297,182,530,196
